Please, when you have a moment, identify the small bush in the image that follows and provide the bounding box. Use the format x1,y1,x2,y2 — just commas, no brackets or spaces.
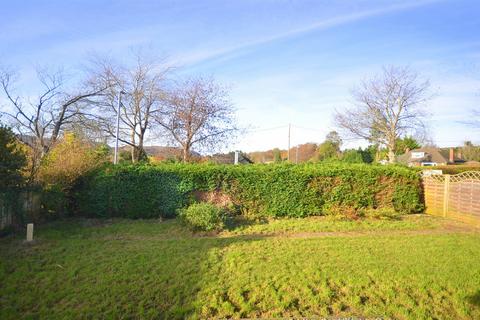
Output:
178,203,227,232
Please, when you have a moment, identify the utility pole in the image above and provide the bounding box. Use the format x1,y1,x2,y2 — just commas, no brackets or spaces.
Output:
114,90,125,165
287,123,291,162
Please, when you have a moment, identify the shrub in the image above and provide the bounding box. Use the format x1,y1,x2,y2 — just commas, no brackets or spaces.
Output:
74,163,424,219
36,133,109,218
341,149,365,163
178,203,226,231
40,185,68,219
38,133,108,190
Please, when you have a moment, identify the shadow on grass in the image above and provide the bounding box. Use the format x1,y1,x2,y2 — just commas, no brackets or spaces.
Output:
467,291,480,307
0,218,270,319
224,215,269,231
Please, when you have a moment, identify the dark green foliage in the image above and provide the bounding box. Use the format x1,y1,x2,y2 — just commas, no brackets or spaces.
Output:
40,185,68,219
0,126,27,229
341,149,364,163
75,163,423,219
76,165,184,219
341,148,375,164
178,202,227,231
395,136,421,155
392,183,424,213
364,144,381,163
0,126,26,192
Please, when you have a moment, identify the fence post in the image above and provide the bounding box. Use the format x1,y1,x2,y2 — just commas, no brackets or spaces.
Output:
26,223,34,242
443,174,450,217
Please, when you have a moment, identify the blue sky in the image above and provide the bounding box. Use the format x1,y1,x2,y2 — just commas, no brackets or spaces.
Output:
1,0,479,152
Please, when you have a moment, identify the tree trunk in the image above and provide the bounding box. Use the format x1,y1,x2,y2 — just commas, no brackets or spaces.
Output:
131,145,136,163
135,141,145,162
130,130,136,163
183,145,190,163
387,143,396,163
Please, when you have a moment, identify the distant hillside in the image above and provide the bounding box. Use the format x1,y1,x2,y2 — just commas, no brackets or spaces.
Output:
120,145,201,161
206,151,253,164
248,143,318,163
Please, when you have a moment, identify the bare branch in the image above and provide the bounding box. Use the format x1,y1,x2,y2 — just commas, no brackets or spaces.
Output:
155,76,237,162
84,52,170,162
0,66,108,177
334,66,431,163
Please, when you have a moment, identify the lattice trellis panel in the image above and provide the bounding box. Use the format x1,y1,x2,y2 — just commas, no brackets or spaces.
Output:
449,171,480,183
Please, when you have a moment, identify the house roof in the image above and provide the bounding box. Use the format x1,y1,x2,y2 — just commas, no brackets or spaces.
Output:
438,148,464,162
397,147,454,164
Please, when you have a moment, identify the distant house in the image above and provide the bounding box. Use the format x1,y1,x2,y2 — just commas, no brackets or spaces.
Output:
397,147,465,167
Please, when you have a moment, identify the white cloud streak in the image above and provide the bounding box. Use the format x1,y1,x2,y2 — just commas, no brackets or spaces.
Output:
177,0,445,66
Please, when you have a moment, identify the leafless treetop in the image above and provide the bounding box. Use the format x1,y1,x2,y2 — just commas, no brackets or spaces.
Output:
335,66,431,162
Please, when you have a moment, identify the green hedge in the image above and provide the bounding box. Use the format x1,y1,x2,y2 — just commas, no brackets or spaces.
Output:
74,163,424,219
433,165,480,175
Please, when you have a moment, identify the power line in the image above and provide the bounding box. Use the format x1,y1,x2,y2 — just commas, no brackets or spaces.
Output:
240,123,480,148
244,125,289,133
291,125,326,133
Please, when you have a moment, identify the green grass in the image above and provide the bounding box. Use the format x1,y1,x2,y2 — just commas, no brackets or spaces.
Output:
1,215,480,319
223,214,442,236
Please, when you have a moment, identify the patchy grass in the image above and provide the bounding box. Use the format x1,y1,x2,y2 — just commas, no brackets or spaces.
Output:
223,214,442,236
1,215,480,319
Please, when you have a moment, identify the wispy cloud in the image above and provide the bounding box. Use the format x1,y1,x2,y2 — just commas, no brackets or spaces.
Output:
177,0,445,66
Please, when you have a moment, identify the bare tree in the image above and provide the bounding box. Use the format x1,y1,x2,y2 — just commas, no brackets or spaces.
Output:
85,53,170,162
334,66,431,163
0,67,106,177
156,77,237,162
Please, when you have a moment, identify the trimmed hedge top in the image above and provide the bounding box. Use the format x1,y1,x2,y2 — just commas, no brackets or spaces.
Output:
74,163,423,219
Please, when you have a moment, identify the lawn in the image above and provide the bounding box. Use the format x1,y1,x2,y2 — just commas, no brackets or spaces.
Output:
1,215,480,319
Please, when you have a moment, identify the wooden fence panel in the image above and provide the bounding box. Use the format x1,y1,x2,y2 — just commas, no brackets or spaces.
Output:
423,171,480,225
0,195,13,230
0,192,42,232
423,175,445,216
